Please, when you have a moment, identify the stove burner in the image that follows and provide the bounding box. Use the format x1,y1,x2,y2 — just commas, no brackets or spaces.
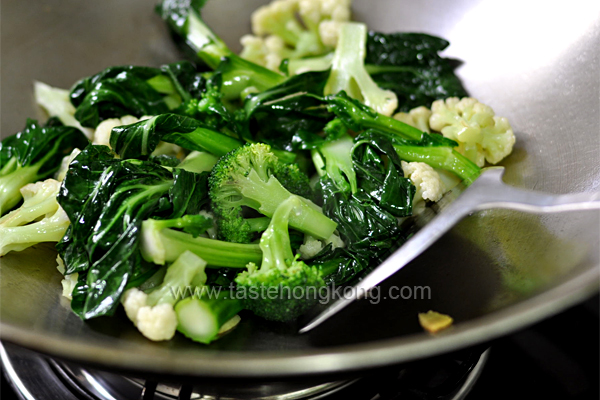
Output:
1,341,487,400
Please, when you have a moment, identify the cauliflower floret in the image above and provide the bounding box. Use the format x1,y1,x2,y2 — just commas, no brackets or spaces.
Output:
240,0,352,71
55,148,81,181
121,288,178,341
240,34,271,69
298,233,345,260
298,235,323,259
121,288,149,325
394,106,432,133
34,81,94,140
402,161,446,214
56,255,78,300
429,97,516,167
93,115,140,147
137,303,178,341
318,20,344,48
0,179,70,256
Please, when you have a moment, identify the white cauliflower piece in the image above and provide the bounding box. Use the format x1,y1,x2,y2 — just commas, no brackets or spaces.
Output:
34,81,94,140
240,0,352,71
61,274,78,300
318,20,344,48
429,97,516,167
136,304,178,341
93,115,139,147
0,179,70,256
298,233,345,260
55,148,81,181
121,288,177,341
152,141,184,158
56,255,78,300
394,106,432,133
298,235,323,259
402,161,446,214
240,34,271,69
121,288,149,325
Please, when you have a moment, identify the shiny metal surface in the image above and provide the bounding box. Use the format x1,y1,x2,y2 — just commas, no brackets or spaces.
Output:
1,0,599,377
301,168,600,332
1,340,488,399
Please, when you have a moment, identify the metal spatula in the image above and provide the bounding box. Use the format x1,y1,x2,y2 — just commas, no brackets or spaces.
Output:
299,167,600,333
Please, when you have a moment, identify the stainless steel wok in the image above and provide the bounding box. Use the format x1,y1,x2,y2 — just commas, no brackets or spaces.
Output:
1,0,598,378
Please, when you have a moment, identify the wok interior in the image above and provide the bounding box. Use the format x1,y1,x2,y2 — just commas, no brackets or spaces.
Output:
1,0,598,376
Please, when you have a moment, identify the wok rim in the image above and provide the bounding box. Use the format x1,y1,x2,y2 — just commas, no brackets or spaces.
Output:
1,266,597,377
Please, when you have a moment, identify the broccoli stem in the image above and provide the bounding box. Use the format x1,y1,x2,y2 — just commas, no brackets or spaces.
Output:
147,250,207,306
316,134,358,194
238,170,337,240
141,226,263,268
246,217,271,233
393,145,481,185
257,196,297,272
175,290,243,344
177,151,219,174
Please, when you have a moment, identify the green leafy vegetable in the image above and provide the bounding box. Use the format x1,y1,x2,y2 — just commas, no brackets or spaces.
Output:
56,145,209,319
0,119,88,215
70,61,205,128
157,0,285,100
110,114,243,159
365,31,468,111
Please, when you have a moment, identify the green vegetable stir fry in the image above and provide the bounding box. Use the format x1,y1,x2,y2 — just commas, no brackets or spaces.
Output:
0,0,515,344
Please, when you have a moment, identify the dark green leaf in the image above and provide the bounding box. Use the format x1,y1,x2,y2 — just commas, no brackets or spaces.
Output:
110,113,242,159
56,145,208,319
70,61,207,128
365,31,468,111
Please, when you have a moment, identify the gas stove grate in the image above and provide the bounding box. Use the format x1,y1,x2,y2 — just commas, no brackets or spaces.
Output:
1,341,487,400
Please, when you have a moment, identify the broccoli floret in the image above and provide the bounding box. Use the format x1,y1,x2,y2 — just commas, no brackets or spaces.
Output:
140,215,263,267
0,179,70,256
209,143,337,243
235,196,325,322
325,23,398,116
